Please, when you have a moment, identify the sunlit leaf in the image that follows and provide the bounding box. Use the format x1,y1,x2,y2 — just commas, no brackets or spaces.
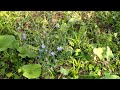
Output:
114,33,117,38
106,46,114,60
68,18,76,24
6,72,13,78
89,64,94,71
68,40,74,47
75,49,81,53
20,64,41,79
60,67,69,75
93,47,103,60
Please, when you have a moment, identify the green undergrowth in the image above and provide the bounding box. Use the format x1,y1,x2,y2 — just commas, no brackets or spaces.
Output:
0,11,120,79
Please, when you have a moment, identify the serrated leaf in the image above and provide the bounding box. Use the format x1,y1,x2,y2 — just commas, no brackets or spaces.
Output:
93,47,103,60
60,67,69,75
106,46,114,60
0,35,15,51
20,64,41,79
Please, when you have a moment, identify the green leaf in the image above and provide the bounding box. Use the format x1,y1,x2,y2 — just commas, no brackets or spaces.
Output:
89,64,94,71
0,35,15,51
55,34,59,39
114,33,117,38
18,69,22,73
9,40,19,49
20,64,41,79
27,45,38,51
96,70,101,76
68,18,76,24
6,72,13,78
75,52,79,56
60,67,69,75
93,47,103,60
108,75,120,79
17,46,37,58
101,72,120,79
102,75,120,79
60,23,67,31
65,46,73,55
68,40,74,47
75,49,81,53
106,46,114,60
104,72,110,77
74,49,81,56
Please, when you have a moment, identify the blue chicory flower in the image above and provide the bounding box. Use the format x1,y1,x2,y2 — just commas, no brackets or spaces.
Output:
57,46,62,51
39,49,43,52
22,33,26,40
38,55,42,59
42,44,46,49
55,23,60,28
50,52,55,56
43,31,47,35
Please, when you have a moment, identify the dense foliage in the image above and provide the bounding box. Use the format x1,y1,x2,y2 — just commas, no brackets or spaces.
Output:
0,11,120,79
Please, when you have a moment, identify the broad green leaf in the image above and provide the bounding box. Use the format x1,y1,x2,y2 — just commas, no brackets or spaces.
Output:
0,35,15,51
101,72,120,79
104,72,110,77
60,67,69,75
20,64,41,79
17,46,37,58
9,40,19,49
101,75,120,79
93,47,103,60
6,72,13,78
108,75,120,79
106,46,114,60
